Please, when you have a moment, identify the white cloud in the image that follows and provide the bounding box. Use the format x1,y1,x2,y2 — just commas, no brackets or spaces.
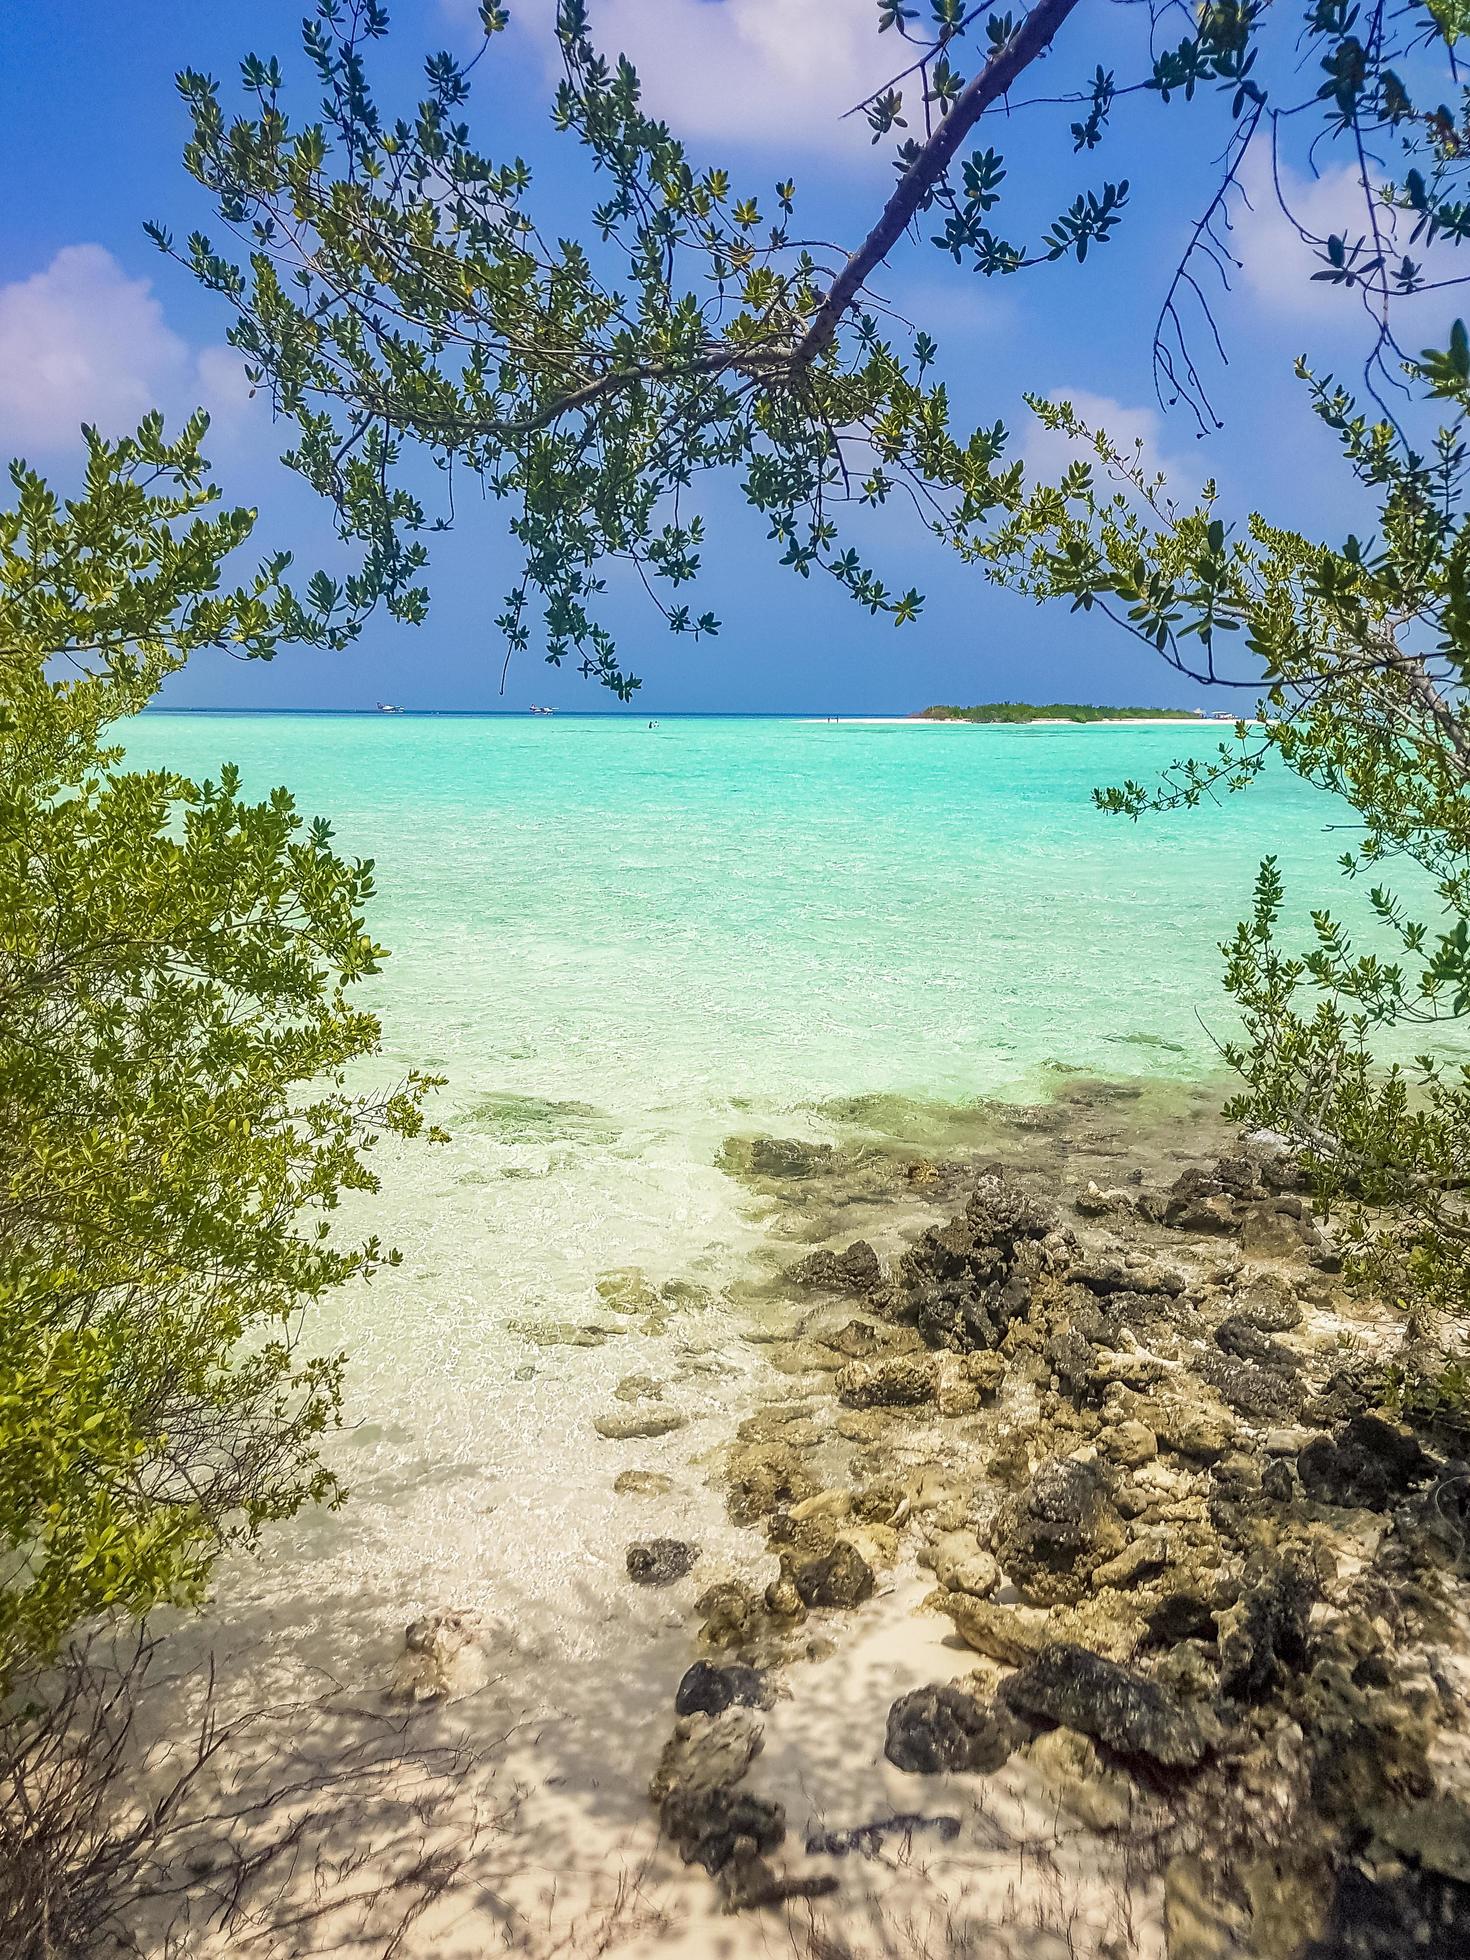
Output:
0,245,249,454
493,0,895,152
1233,148,1371,322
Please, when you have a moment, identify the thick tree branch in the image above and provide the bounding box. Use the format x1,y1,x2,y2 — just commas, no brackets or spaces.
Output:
791,0,1085,365
477,0,1086,429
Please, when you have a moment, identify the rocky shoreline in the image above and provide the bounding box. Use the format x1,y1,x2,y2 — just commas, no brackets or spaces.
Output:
631,1121,1470,1955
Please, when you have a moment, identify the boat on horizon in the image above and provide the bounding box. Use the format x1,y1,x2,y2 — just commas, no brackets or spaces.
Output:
377,701,404,714
528,704,556,716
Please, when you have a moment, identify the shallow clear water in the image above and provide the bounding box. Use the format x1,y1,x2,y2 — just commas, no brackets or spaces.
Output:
115,711,1369,1675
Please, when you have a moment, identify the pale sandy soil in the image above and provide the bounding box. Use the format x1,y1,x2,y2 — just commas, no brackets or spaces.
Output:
124,1096,1231,1960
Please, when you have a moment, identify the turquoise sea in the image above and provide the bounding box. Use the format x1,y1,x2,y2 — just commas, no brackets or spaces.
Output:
117,711,1372,1685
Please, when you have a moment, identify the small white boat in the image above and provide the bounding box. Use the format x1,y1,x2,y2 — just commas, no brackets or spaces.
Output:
377,702,404,714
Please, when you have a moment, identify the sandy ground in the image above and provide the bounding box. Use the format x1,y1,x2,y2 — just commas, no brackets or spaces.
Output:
121,1091,1230,1959
128,1559,1158,1960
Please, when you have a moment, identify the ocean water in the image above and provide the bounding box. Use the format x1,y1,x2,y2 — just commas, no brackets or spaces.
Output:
115,712,1363,1689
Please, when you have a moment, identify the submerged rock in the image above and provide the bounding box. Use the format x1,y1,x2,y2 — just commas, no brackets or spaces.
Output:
594,1408,688,1441
385,1608,493,1705
716,1847,838,1911
512,1318,616,1347
885,1684,1024,1775
1003,1643,1215,1769
626,1538,700,1586
726,1437,818,1524
836,1353,940,1408
821,1318,917,1362
720,1135,836,1181
615,1469,675,1497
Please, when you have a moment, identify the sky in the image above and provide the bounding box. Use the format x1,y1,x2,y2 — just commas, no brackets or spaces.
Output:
1,0,1457,713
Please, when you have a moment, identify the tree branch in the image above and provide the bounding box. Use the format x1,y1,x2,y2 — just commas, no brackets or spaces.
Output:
791,0,1085,365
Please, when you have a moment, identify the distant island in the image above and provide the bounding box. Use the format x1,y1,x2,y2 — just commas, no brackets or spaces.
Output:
915,702,1202,724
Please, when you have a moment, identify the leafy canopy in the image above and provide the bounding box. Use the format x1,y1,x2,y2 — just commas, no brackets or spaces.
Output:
164,0,1470,699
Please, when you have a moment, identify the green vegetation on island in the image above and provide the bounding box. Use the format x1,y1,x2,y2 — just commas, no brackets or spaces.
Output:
916,703,1191,724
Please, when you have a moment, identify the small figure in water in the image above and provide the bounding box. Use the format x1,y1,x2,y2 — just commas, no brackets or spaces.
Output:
648,719,659,728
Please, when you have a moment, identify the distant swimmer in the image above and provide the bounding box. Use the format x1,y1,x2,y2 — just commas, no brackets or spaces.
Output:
648,719,659,728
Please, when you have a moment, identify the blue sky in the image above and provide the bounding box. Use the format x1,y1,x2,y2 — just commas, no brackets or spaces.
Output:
1,1,1454,712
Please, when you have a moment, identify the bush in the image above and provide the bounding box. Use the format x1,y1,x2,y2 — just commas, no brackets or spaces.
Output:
0,415,441,1695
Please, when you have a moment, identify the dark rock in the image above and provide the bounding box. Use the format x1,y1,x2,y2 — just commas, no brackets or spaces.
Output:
806,1813,962,1856
1218,1557,1315,1702
1197,1348,1303,1421
716,1850,839,1911
1303,1861,1470,1960
627,1538,700,1586
1297,1414,1438,1512
992,1455,1126,1606
1163,1166,1229,1225
792,1541,875,1609
791,1239,884,1294
894,1173,1055,1353
1301,1366,1376,1429
965,1171,1058,1246
1002,1643,1215,1769
1215,1314,1299,1371
884,1685,1024,1775
1235,1282,1304,1334
1261,1458,1296,1504
1069,1251,1186,1296
661,1783,785,1874
915,1272,1028,1354
675,1660,773,1717
1046,1325,1098,1393
1243,1131,1307,1193
1208,1153,1262,1198
1145,1591,1220,1649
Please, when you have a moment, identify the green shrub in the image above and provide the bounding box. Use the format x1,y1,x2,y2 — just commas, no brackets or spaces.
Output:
0,416,441,1692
